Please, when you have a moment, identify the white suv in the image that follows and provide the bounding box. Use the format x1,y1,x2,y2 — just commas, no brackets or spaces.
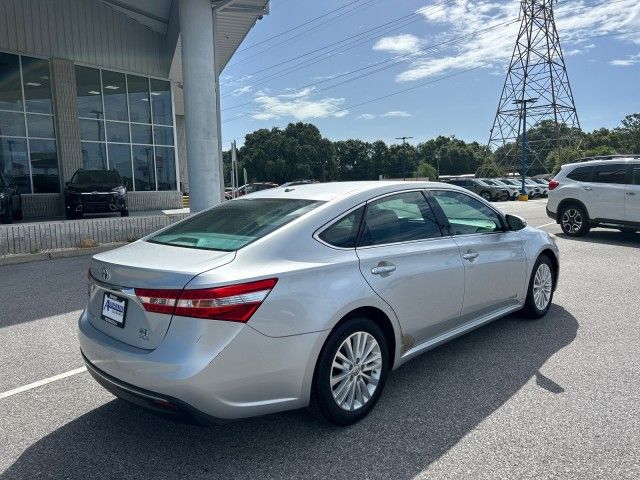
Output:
547,156,640,236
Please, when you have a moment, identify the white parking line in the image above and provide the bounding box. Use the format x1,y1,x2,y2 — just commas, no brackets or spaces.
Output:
536,222,556,229
0,367,87,400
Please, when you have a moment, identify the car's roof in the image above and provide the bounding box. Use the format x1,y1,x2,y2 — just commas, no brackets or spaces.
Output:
563,157,640,169
245,181,448,202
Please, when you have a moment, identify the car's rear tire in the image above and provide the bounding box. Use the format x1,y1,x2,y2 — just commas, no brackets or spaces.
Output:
481,191,492,201
617,227,638,233
523,255,555,319
308,317,389,425
559,204,590,237
120,209,129,217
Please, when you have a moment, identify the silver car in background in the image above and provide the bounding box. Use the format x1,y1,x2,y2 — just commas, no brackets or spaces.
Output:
79,181,559,425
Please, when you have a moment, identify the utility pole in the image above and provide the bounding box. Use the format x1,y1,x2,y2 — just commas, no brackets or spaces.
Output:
514,97,538,197
395,136,413,180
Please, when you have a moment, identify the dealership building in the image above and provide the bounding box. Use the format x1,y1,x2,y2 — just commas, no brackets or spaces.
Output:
0,0,268,218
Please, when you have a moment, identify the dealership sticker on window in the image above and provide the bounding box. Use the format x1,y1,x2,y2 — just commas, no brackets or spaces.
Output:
101,293,127,328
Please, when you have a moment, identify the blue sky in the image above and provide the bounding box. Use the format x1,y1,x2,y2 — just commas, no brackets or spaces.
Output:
219,0,640,147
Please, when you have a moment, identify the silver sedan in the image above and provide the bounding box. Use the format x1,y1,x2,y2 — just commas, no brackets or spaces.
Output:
79,181,559,425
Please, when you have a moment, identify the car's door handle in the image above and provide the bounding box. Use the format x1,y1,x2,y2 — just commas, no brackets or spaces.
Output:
583,187,592,191
626,191,636,196
371,264,396,275
462,250,480,261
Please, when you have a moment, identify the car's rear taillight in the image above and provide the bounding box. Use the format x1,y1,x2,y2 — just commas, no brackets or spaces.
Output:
548,180,559,190
135,278,278,322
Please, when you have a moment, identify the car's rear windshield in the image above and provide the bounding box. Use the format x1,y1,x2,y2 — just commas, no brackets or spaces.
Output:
71,170,121,185
148,198,323,251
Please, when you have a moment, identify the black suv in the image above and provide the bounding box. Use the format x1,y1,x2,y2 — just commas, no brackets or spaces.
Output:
0,173,23,224
64,169,128,219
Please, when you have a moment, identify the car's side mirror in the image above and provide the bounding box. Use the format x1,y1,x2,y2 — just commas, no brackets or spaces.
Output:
506,214,527,231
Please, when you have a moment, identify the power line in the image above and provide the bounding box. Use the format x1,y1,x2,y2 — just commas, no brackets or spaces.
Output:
221,18,519,112
229,0,381,67
235,0,368,54
222,0,456,82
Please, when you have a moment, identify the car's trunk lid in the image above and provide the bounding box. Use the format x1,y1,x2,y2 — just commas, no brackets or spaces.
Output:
87,241,235,350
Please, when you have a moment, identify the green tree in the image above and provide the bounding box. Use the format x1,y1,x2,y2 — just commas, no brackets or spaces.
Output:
475,161,505,178
416,161,438,180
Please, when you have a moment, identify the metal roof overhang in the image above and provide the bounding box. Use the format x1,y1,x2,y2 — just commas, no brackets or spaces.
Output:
101,0,269,77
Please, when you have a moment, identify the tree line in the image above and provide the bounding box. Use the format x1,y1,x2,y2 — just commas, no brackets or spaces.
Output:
224,113,640,184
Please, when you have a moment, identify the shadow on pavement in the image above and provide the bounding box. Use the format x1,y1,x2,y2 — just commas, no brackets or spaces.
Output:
556,230,640,248
4,306,578,480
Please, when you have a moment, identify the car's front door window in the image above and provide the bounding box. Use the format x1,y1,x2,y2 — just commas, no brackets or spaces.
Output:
430,190,503,235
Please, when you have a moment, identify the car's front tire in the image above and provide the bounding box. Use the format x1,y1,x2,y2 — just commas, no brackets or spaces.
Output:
309,317,389,425
560,204,590,237
2,201,14,224
523,255,555,318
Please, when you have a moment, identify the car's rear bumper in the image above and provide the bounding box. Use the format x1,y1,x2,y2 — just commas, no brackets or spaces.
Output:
546,206,558,221
78,309,328,420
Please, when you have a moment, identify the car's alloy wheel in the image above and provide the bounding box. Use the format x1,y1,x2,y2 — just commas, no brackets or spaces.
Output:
330,331,382,412
532,263,553,311
523,255,555,318
560,205,589,236
309,317,389,425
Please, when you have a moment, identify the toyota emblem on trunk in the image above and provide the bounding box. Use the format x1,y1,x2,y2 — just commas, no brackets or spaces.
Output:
101,267,111,281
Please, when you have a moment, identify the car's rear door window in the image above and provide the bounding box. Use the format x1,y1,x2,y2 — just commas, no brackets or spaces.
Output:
358,191,442,247
431,190,503,235
149,198,323,251
592,164,628,184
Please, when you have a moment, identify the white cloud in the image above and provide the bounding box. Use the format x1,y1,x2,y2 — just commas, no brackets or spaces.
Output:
231,85,252,96
358,113,376,120
610,53,640,66
373,34,423,54
381,110,412,117
375,0,640,82
252,87,349,120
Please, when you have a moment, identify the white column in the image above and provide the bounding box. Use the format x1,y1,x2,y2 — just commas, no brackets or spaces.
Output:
179,0,222,212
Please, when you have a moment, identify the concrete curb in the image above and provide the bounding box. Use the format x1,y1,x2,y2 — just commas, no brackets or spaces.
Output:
0,243,125,266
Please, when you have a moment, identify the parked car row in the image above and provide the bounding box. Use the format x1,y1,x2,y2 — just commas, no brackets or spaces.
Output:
224,180,318,199
441,177,551,201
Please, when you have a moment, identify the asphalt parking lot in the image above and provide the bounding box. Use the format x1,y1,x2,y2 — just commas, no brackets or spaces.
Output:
1,199,639,480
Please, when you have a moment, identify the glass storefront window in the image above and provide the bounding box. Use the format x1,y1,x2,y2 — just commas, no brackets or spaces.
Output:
108,143,133,189
30,139,59,193
102,70,128,122
0,110,26,137
79,119,105,142
150,79,173,126
0,52,58,194
27,114,55,139
155,146,176,191
0,53,23,111
76,66,103,119
0,137,29,193
153,126,174,146
81,142,107,170
106,121,129,143
133,145,155,191
22,57,53,115
127,75,151,124
74,66,176,192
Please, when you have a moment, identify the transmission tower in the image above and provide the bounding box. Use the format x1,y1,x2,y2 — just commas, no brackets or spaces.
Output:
488,0,580,175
